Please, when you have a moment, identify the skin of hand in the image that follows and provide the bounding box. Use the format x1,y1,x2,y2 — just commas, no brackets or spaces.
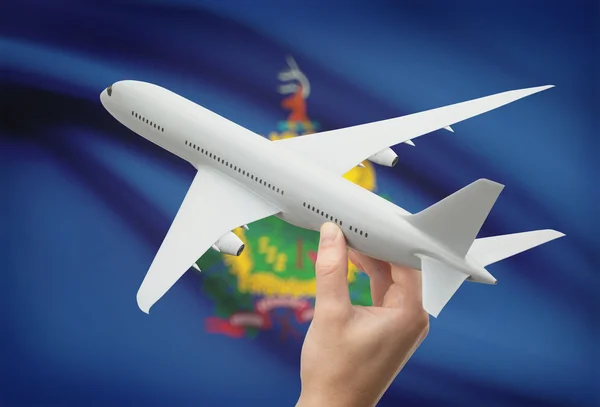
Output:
296,222,429,407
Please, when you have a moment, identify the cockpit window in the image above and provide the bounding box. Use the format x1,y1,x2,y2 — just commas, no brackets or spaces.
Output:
107,85,113,96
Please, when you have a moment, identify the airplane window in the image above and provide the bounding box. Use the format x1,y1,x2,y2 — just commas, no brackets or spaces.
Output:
340,221,343,226
360,231,363,236
131,111,134,116
365,233,368,238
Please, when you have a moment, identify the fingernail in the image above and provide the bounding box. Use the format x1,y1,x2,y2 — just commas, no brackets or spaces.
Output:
320,222,339,246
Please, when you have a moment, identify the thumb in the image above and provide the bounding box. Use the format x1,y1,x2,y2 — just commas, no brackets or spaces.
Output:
314,222,351,315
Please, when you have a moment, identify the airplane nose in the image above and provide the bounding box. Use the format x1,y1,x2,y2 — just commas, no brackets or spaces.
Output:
100,88,108,107
100,84,114,108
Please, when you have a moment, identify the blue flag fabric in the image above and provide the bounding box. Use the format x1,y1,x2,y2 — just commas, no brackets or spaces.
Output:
2,1,597,406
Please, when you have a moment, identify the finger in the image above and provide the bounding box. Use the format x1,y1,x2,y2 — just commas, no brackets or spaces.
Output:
383,265,423,309
348,250,393,307
314,222,351,315
390,265,423,306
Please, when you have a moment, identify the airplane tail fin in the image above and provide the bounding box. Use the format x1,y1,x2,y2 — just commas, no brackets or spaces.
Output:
407,179,504,257
407,180,564,318
467,229,565,266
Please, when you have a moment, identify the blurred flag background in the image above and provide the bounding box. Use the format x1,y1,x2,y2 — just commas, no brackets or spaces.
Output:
2,0,598,406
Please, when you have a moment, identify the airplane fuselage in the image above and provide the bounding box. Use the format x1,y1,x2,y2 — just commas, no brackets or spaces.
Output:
100,80,494,284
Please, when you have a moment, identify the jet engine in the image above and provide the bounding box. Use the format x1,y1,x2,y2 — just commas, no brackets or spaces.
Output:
212,231,245,256
367,147,398,167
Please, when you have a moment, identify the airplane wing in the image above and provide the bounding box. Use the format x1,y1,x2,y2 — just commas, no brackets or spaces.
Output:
137,167,280,313
274,85,554,175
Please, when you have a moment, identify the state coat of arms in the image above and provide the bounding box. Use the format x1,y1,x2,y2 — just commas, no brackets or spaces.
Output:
197,57,378,339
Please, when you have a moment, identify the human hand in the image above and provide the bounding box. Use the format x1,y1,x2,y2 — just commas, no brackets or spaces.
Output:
296,223,429,407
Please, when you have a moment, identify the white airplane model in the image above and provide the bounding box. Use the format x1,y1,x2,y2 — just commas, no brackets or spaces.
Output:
100,81,564,317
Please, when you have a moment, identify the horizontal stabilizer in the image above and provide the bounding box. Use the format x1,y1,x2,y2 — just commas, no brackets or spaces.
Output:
468,229,565,266
408,179,504,257
419,255,468,317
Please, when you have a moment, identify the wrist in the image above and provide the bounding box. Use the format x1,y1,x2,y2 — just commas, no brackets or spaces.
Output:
296,388,378,407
